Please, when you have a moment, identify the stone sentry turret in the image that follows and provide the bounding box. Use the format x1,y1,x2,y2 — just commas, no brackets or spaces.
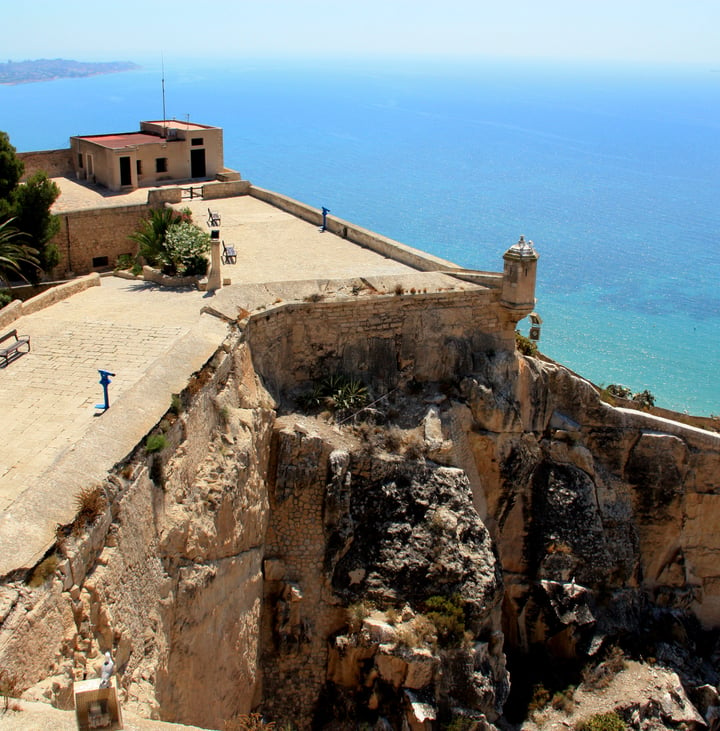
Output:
501,235,539,322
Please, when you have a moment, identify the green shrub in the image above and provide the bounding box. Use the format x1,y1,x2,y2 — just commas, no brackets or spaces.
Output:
115,253,135,270
130,207,185,270
515,330,538,356
165,221,211,275
605,384,631,399
575,711,626,731
632,389,655,409
145,434,168,453
41,242,60,272
297,373,368,415
424,595,466,648
170,393,182,415
0,290,11,308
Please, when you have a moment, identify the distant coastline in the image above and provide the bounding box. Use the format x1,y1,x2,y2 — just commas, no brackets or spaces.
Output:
0,58,139,85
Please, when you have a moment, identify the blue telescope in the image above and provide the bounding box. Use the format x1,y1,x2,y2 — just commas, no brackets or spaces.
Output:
95,369,116,411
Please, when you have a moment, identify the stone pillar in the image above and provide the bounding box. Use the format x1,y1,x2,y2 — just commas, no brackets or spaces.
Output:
501,235,539,322
206,238,222,292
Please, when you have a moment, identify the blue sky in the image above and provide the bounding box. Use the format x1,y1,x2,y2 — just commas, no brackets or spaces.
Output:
4,0,719,65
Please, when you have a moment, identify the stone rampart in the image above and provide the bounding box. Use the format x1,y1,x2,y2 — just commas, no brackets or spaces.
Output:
51,204,149,275
17,149,74,180
203,179,251,199
0,274,101,328
0,300,23,330
244,288,512,395
147,187,182,206
248,185,459,273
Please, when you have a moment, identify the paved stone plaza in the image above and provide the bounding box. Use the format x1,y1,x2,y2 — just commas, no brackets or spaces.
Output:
0,187,469,574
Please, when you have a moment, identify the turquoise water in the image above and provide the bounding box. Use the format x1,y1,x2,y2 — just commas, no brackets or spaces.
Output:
1,57,718,415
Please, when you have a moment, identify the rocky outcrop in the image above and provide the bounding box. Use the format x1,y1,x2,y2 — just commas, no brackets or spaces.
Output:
0,339,277,730
451,353,720,688
1,319,719,730
261,419,508,728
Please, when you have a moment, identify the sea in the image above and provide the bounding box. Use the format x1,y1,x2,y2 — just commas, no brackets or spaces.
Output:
1,56,718,416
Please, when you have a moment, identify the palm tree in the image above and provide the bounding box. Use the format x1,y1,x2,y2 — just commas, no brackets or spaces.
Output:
0,218,39,285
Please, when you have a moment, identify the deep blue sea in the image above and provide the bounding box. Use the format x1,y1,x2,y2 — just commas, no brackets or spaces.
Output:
1,57,718,415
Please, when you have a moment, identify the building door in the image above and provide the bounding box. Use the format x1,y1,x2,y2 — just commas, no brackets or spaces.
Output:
119,156,132,186
191,149,206,178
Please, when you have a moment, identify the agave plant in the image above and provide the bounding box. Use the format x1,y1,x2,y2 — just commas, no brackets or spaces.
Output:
0,218,39,285
297,373,369,413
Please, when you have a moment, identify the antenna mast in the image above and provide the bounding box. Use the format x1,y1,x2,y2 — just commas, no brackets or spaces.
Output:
161,54,167,137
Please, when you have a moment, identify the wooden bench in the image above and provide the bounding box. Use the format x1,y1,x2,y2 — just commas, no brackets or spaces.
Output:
207,208,221,227
221,241,237,265
0,329,30,366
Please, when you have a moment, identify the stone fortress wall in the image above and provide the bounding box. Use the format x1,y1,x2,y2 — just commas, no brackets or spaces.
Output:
17,148,74,180
243,287,514,396
54,204,149,275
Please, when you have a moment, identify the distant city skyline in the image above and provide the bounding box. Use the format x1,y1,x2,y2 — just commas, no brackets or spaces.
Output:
5,0,719,66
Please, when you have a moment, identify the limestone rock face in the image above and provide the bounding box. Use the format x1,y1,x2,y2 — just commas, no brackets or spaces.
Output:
327,462,502,632
463,352,720,669
262,419,508,728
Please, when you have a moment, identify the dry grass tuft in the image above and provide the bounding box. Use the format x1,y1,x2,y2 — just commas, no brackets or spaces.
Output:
75,485,107,524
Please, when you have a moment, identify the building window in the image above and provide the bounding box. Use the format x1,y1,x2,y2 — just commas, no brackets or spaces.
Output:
191,137,204,146
136,160,143,175
92,256,109,269
156,158,168,173
78,153,83,169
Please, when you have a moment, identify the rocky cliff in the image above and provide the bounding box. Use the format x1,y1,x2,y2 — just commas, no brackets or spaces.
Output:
0,328,719,729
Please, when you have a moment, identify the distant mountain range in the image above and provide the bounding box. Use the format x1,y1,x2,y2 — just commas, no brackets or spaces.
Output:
0,59,139,84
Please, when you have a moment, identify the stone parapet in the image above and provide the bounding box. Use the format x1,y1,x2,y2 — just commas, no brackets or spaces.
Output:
18,148,74,180
147,187,182,206
0,300,23,330
244,287,511,395
248,185,459,273
0,274,101,327
203,179,250,198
